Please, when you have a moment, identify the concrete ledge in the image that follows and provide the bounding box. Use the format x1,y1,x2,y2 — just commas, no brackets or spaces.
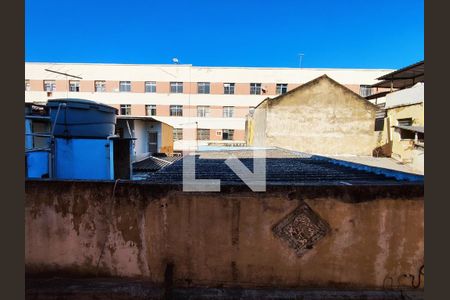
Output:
26,277,424,300
312,155,424,182
25,179,424,203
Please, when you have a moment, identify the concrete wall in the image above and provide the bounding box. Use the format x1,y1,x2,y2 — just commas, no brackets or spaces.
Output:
161,122,174,154
251,76,378,155
411,147,424,173
25,181,424,290
388,103,424,163
252,100,268,147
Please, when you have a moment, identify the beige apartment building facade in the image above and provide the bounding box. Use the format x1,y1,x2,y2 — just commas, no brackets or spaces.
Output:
25,62,391,151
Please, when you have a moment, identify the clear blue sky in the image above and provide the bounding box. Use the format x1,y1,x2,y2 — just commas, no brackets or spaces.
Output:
25,0,424,69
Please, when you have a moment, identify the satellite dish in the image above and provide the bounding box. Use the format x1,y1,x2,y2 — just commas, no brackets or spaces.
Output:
172,57,179,64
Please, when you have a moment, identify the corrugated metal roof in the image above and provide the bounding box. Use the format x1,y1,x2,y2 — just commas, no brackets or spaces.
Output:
133,155,180,172
372,61,424,89
393,125,424,133
144,148,423,185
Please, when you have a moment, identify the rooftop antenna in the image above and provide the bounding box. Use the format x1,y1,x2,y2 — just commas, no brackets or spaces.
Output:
45,69,83,98
298,53,304,68
172,57,180,64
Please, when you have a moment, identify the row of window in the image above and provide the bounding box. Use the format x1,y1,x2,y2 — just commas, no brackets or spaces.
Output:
173,128,235,141
119,104,255,117
25,79,289,95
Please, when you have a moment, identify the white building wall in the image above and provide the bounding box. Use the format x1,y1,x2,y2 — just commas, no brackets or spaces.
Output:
25,62,391,84
25,62,392,150
385,83,424,109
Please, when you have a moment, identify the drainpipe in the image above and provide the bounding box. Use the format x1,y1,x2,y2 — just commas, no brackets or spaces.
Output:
49,103,66,178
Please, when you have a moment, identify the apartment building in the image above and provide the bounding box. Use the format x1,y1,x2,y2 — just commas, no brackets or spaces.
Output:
25,62,392,151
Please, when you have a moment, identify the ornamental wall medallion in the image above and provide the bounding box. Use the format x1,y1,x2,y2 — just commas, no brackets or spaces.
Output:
272,202,330,256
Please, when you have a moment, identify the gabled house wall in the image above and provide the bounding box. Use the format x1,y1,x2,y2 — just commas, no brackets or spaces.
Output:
250,75,378,155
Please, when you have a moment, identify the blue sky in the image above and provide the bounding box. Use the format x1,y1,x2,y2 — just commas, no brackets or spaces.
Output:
25,0,424,69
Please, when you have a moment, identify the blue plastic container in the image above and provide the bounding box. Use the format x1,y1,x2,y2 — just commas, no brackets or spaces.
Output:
47,98,117,138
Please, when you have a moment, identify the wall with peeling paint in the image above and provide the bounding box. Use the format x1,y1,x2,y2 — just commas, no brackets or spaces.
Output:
25,181,424,290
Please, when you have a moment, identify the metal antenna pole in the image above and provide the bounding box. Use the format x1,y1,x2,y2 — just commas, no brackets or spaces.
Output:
298,53,304,68
45,69,83,99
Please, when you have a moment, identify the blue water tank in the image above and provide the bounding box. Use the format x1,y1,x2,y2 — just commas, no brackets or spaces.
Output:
47,98,117,138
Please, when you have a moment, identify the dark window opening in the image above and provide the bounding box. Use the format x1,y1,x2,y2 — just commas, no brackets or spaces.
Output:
374,118,384,131
222,129,234,140
400,129,416,140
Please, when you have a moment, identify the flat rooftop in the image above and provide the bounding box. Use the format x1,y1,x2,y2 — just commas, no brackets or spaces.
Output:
144,148,423,186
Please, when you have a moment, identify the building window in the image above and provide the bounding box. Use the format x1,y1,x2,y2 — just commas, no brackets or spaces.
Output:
197,106,210,117
224,83,235,94
222,129,234,140
95,80,106,92
43,80,56,92
398,118,413,126
276,83,288,94
223,106,234,118
25,80,30,91
374,118,384,131
170,105,183,116
145,81,156,93
197,82,210,94
397,118,414,139
120,104,131,115
197,129,210,140
119,81,131,92
170,82,183,93
250,83,262,95
69,80,80,92
145,104,156,116
399,128,416,140
173,128,183,141
360,85,373,97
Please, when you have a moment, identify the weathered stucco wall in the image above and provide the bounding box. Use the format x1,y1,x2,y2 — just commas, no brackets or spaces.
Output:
25,181,424,290
251,76,378,155
388,103,424,163
251,100,268,147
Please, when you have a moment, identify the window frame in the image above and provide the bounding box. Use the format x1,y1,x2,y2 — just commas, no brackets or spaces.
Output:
222,129,234,141
43,80,56,92
197,128,210,140
223,83,235,95
250,83,262,95
359,85,373,97
119,81,132,92
170,105,183,116
69,80,80,92
223,106,235,118
173,128,183,141
197,106,210,117
94,80,106,92
197,82,210,94
276,83,288,94
397,118,413,127
145,104,157,116
170,82,183,93
120,104,131,115
145,81,156,93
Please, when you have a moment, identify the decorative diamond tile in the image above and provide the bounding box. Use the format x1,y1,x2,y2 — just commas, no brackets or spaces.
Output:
272,202,330,256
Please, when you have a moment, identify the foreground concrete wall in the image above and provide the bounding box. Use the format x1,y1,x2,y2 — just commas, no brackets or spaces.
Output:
252,76,378,155
25,181,423,290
